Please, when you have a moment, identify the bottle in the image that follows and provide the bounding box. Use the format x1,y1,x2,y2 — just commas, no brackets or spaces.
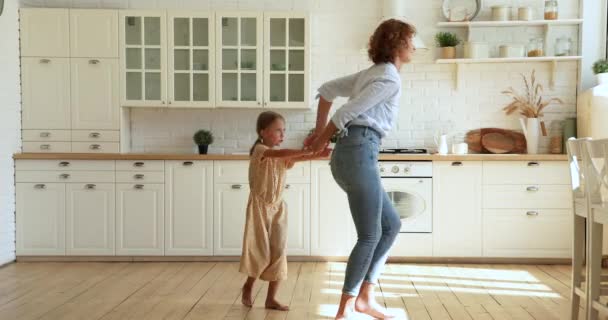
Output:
544,0,558,20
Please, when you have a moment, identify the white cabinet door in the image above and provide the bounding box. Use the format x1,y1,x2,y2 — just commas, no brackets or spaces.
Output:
66,183,115,255
116,183,164,255
165,160,213,255
70,9,119,58
16,183,66,255
119,10,167,107
21,57,70,130
215,12,263,108
167,12,215,108
20,8,69,57
263,13,309,109
310,161,355,256
284,183,310,255
71,58,120,130
213,183,250,255
433,161,482,257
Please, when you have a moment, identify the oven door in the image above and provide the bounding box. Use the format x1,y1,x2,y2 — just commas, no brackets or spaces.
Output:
381,178,432,233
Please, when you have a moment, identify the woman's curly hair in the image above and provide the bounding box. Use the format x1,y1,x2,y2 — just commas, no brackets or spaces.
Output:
368,19,416,64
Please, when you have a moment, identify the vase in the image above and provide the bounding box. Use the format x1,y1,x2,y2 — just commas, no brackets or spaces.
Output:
519,118,540,154
198,145,209,155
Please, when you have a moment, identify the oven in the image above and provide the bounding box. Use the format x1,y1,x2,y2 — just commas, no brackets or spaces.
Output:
378,161,433,233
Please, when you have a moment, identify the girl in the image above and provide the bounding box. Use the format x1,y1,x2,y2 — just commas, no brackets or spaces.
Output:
306,19,417,319
240,111,330,311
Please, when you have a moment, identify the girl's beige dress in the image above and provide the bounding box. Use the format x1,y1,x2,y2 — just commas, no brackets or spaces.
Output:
239,144,288,281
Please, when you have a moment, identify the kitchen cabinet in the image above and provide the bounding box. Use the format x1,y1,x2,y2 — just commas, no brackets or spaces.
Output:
165,160,214,255
119,10,167,107
66,183,115,255
20,8,70,57
213,182,250,255
433,161,482,257
70,9,119,58
21,57,71,130
310,161,355,256
16,183,66,255
70,58,120,130
263,13,309,109
284,183,310,255
167,12,215,107
215,12,263,108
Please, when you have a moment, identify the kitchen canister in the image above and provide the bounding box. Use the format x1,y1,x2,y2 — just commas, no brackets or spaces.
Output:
491,6,511,21
518,7,533,20
464,42,489,59
499,44,525,58
562,117,577,149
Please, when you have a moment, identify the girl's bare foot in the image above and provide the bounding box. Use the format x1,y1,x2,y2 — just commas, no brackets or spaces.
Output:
265,299,289,311
241,278,255,308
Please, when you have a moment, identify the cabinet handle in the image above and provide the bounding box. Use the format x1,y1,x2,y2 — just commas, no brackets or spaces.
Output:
183,161,193,166
89,132,100,138
89,144,101,150
85,184,96,189
257,101,261,106
134,174,144,180
34,184,46,189
527,162,540,167
39,132,51,138
231,184,242,190
59,173,70,179
39,58,51,64
58,161,70,167
526,211,539,216
285,184,291,189
133,162,144,167
88,59,100,64
526,186,539,192
161,100,165,104
451,161,463,166
134,184,144,189
40,144,51,150
264,102,268,106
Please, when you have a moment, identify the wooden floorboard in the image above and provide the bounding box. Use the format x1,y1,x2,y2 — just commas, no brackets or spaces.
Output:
0,261,606,320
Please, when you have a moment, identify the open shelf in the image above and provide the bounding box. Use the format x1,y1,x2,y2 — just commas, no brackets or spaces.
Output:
437,19,583,28
436,56,582,64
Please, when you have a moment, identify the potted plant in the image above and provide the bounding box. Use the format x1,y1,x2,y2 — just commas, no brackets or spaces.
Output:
193,129,214,155
435,32,460,59
501,70,563,154
593,59,608,85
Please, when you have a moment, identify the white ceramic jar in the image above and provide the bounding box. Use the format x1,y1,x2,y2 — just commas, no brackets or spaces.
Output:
518,7,533,20
499,44,525,58
464,42,489,59
491,6,511,21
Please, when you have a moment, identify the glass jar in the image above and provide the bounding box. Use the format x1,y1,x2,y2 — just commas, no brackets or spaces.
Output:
549,121,564,154
544,0,558,20
555,36,572,56
527,38,544,57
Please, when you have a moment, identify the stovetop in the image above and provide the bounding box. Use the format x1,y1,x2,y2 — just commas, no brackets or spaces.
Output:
379,148,428,154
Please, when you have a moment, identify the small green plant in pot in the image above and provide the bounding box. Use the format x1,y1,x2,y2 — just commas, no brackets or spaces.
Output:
435,32,460,59
193,130,214,154
593,59,608,85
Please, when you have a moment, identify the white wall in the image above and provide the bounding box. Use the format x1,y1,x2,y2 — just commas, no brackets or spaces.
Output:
20,0,582,155
0,0,21,266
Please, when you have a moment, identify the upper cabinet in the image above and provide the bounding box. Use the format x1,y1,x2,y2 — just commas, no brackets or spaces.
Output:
119,10,167,107
167,12,215,108
215,12,263,108
264,13,309,109
20,8,70,57
70,9,119,58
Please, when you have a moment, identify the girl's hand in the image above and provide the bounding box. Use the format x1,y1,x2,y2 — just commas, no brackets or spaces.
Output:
303,131,319,148
310,136,330,154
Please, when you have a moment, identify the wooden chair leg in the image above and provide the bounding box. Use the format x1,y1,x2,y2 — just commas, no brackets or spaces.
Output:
572,214,586,320
587,219,604,320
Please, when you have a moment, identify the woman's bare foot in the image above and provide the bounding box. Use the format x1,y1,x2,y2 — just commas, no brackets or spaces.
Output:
265,299,289,311
354,282,394,319
335,293,356,319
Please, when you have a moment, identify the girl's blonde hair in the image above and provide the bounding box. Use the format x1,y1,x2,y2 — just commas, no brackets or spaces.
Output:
250,111,285,155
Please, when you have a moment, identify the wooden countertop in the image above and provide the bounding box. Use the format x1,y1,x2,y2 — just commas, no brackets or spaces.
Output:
13,152,568,161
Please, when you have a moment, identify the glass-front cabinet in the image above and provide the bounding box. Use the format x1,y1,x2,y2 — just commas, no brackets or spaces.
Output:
168,12,215,108
119,11,167,107
215,12,263,108
264,13,309,109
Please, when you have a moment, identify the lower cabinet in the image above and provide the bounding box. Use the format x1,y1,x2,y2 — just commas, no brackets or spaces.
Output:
213,182,250,256
16,183,66,255
66,183,115,255
284,183,310,256
115,183,164,255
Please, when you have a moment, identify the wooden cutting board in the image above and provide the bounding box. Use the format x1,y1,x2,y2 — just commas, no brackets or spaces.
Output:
481,132,515,153
466,128,527,153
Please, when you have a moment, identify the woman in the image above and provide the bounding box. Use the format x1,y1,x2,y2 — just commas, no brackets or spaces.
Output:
306,19,416,319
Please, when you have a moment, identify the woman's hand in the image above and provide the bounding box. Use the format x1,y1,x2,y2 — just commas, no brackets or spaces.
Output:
310,136,330,154
303,131,319,148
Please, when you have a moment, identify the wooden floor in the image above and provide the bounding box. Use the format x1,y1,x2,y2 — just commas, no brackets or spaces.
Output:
0,261,604,320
